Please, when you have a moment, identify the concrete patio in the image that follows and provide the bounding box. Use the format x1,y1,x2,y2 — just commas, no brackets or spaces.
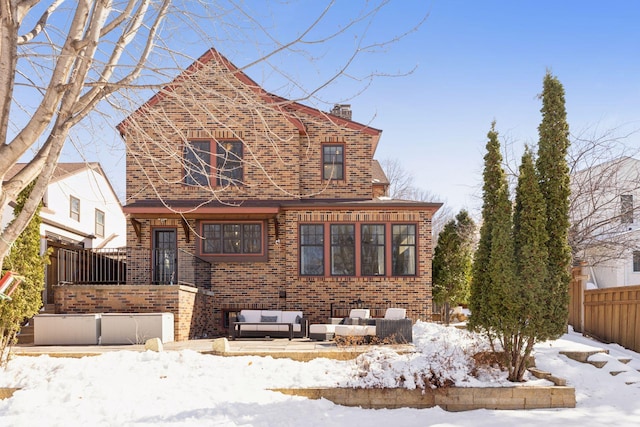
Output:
12,338,415,361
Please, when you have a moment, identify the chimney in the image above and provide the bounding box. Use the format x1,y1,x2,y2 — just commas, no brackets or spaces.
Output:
330,104,352,120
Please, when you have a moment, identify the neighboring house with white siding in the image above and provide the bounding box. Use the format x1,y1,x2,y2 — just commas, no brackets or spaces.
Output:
571,156,640,288
2,162,126,302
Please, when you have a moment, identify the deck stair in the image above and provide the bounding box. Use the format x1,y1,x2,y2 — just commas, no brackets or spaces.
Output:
17,304,55,345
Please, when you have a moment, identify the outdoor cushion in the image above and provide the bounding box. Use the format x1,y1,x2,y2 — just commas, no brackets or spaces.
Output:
349,309,370,319
384,308,407,320
240,310,262,323
261,315,278,323
237,314,246,322
309,324,338,334
281,311,303,324
260,310,282,322
334,324,376,336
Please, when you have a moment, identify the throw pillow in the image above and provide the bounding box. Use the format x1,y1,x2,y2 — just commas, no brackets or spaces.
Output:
295,315,302,324
261,315,278,323
237,314,246,322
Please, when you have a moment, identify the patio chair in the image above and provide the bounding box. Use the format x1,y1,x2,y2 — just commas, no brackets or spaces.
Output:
375,308,412,343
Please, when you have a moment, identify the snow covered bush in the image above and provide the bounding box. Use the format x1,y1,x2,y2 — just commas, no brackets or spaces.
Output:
344,322,503,389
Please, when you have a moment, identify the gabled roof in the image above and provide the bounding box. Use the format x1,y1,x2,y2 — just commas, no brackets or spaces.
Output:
5,162,122,204
117,48,382,152
371,160,389,185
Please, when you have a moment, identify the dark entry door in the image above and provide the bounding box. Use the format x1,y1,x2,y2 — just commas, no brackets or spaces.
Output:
153,229,177,284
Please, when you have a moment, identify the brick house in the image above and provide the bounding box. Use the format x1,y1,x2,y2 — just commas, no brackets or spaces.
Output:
114,48,440,337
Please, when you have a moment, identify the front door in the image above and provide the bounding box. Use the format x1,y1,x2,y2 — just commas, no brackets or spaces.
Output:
153,229,177,284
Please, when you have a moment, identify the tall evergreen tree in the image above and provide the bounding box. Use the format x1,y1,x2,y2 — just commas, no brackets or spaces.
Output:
485,162,517,337
469,122,504,333
0,182,48,366
433,210,475,324
507,147,549,381
536,71,572,338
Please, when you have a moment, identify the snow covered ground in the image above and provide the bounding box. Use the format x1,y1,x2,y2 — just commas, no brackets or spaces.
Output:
1,322,640,426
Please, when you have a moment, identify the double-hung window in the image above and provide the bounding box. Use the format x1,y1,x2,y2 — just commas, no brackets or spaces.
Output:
95,209,105,238
323,145,344,180
621,194,634,224
300,225,324,275
70,196,80,221
633,251,640,272
392,224,416,276
361,224,385,276
330,224,355,275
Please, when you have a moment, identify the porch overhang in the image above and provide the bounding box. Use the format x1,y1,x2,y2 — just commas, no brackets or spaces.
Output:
123,205,281,218
124,200,282,243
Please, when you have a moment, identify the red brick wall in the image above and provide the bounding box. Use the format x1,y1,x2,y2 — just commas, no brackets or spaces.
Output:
53,284,216,341
283,208,434,324
123,206,435,336
120,53,437,337
123,57,376,204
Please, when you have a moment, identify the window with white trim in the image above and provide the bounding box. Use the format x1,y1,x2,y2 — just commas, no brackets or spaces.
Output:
70,196,80,222
95,209,105,237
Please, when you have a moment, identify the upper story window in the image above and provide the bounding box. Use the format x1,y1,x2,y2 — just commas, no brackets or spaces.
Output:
95,209,105,237
184,140,210,186
217,141,243,186
183,140,244,186
201,222,262,256
70,196,80,222
634,251,640,272
621,194,634,224
323,144,344,180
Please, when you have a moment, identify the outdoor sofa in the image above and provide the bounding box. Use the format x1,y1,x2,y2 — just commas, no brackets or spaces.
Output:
333,307,413,343
230,309,308,340
309,309,371,341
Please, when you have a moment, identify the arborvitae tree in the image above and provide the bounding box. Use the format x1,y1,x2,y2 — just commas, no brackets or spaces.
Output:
536,71,572,338
433,209,476,324
469,122,504,334
485,165,517,337
0,182,48,366
508,147,549,381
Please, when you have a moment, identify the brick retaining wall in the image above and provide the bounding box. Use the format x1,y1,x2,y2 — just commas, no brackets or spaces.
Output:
53,284,215,341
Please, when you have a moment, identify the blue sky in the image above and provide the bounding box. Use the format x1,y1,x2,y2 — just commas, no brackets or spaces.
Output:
60,1,640,214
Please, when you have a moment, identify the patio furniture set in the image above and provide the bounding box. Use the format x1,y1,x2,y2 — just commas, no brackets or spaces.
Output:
230,307,412,343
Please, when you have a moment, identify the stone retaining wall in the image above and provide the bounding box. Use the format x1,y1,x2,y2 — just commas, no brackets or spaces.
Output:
274,386,576,411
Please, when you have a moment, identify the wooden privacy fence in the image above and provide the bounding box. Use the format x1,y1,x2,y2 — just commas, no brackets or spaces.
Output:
569,263,640,353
